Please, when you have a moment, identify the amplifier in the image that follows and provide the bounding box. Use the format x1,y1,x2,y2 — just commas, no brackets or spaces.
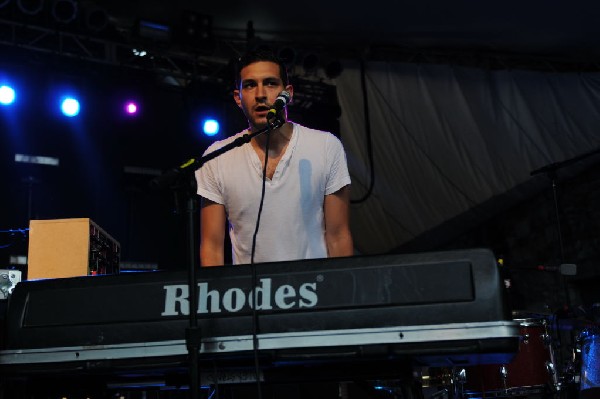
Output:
27,218,120,280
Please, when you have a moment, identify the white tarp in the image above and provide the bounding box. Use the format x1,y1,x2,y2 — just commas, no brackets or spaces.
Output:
336,61,600,254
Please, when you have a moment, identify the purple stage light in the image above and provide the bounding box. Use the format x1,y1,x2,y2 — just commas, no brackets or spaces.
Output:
125,101,138,115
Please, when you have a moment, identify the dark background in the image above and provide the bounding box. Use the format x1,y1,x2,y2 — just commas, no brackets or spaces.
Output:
1,0,600,320
0,16,342,271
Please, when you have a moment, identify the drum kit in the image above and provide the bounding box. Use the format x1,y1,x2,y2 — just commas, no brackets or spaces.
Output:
419,311,600,399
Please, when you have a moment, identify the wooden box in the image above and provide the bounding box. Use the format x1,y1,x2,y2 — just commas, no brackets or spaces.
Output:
27,218,119,279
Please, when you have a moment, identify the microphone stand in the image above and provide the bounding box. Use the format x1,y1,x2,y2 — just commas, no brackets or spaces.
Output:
529,147,600,310
530,147,600,390
151,117,285,399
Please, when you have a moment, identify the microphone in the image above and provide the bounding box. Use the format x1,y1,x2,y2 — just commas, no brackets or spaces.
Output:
267,90,291,120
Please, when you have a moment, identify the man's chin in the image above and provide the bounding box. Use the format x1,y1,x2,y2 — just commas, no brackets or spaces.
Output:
250,119,268,131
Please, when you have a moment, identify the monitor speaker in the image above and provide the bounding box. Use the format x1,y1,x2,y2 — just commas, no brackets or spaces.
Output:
27,218,120,279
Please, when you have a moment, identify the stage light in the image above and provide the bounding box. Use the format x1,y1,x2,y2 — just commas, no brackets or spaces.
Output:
0,85,16,105
202,118,219,136
178,10,214,54
15,153,60,166
51,0,77,24
83,4,108,32
124,101,138,115
180,11,212,41
60,97,80,117
16,0,43,15
132,49,147,57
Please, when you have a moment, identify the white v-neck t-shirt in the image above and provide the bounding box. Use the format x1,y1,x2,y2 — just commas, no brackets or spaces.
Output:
196,122,351,265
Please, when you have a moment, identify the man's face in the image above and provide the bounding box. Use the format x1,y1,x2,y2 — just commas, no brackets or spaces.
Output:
234,61,293,131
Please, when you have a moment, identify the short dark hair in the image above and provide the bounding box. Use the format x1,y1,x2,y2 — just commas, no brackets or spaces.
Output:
234,49,290,89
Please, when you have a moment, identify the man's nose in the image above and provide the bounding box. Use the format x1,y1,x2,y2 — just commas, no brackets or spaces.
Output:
255,84,267,99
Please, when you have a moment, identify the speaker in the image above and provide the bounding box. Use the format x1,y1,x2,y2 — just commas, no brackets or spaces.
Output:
27,218,120,279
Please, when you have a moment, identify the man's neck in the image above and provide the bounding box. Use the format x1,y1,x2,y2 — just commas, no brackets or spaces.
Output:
252,121,293,152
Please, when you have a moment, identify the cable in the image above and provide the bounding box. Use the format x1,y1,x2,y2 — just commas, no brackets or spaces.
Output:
351,57,375,204
250,130,271,264
248,129,272,399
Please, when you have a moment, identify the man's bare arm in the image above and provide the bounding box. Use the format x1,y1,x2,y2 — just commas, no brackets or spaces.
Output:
323,185,353,257
199,198,226,266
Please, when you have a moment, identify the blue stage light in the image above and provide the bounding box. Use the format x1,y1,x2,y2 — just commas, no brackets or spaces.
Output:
60,97,80,117
0,85,16,105
202,118,220,136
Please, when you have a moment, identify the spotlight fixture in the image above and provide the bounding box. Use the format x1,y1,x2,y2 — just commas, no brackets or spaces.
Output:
16,0,44,15
51,0,77,24
83,4,108,32
132,48,147,57
181,11,212,39
178,10,214,54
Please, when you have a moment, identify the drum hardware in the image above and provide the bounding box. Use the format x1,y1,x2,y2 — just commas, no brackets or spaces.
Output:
430,388,449,399
545,361,556,381
557,351,578,388
544,323,561,391
454,368,466,386
419,316,578,398
418,367,458,399
498,365,508,385
419,367,457,389
452,368,467,399
459,317,556,398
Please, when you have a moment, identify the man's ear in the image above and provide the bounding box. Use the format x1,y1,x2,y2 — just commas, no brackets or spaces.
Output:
285,85,294,104
233,89,242,108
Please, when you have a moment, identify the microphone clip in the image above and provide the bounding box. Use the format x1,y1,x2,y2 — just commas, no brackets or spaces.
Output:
265,90,291,130
266,111,285,130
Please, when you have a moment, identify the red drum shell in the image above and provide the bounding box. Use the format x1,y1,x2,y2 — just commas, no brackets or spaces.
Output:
463,319,552,393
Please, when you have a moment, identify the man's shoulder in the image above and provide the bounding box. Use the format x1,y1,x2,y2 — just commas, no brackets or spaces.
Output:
203,130,248,155
293,122,339,142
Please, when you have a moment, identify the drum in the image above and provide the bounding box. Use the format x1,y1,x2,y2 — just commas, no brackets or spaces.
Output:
579,328,600,399
461,318,555,397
